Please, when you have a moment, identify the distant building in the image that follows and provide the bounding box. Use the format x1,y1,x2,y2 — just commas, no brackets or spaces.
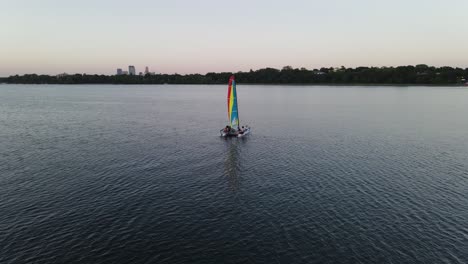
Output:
461,78,467,85
57,73,69,78
145,66,149,75
116,68,123,75
129,65,136,75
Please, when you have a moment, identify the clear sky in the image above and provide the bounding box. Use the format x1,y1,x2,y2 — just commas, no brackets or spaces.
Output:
1,0,467,76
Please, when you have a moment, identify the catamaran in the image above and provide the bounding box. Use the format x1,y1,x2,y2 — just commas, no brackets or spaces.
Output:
220,76,251,137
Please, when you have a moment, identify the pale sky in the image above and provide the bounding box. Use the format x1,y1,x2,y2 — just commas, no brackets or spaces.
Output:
1,0,467,76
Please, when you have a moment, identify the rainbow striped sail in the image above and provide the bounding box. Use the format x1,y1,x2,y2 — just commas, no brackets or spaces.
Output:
227,75,239,128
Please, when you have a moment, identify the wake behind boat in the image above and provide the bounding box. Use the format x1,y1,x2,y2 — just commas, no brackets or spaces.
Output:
220,76,251,137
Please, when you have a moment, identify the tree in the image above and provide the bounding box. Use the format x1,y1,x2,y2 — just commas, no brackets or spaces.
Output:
4,65,464,85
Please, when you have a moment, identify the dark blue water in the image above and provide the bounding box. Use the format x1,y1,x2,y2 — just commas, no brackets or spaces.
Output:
1,84,467,264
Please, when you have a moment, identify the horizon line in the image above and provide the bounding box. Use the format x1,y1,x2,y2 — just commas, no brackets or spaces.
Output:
2,64,468,78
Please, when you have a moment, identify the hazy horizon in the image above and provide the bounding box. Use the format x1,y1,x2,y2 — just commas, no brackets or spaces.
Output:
2,0,468,76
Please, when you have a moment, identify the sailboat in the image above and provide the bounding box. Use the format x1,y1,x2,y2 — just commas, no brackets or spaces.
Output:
220,75,251,137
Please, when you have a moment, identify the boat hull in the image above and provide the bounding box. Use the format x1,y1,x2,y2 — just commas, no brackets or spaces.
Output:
237,128,251,137
220,127,251,137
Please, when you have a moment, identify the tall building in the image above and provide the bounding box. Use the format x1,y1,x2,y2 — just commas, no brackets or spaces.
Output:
116,68,123,75
128,65,136,75
144,66,149,75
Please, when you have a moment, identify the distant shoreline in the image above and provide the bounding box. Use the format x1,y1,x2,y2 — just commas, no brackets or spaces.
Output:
1,65,467,86
1,83,465,87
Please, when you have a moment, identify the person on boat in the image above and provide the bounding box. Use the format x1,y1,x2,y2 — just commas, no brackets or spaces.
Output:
238,126,244,134
223,125,230,133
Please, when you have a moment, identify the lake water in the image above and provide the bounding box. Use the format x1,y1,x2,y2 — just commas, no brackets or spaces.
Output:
1,84,467,264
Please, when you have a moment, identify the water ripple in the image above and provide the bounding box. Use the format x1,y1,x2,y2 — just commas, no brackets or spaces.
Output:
1,85,468,263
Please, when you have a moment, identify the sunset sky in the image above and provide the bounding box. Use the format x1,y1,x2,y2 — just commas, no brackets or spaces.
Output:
1,0,467,76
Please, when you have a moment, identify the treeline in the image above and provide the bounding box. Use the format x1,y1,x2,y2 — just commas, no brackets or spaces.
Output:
2,65,468,85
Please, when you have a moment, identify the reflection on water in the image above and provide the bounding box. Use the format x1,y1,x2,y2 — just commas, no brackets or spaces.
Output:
222,138,241,191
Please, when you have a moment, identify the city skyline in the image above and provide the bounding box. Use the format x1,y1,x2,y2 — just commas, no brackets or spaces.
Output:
1,0,468,76
115,65,155,76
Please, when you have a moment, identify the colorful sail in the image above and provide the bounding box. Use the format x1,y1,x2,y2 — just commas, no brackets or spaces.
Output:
227,75,239,128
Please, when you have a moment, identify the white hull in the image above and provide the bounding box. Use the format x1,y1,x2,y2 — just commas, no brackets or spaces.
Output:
237,128,251,137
